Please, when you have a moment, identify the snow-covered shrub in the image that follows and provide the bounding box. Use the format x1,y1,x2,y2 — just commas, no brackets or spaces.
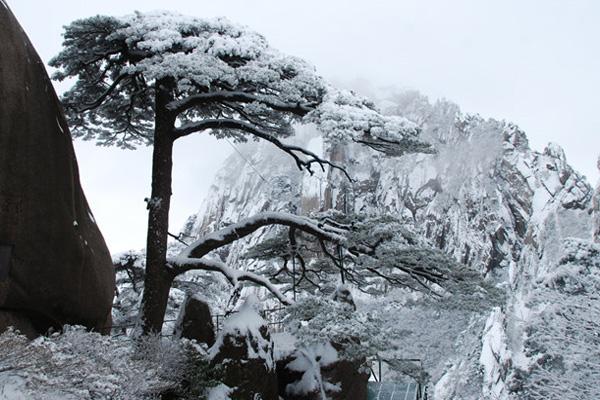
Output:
0,327,214,400
112,250,146,331
284,293,392,362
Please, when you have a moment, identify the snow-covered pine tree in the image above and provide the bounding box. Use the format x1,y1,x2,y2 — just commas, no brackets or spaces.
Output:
51,11,436,333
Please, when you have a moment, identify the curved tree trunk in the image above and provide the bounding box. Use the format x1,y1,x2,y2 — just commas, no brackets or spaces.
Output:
141,80,176,334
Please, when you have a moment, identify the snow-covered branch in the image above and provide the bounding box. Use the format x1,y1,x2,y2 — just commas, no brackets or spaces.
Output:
180,211,345,259
166,256,292,305
167,91,316,116
191,211,484,302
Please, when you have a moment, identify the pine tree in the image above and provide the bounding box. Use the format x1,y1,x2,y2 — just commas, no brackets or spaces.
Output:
51,11,433,333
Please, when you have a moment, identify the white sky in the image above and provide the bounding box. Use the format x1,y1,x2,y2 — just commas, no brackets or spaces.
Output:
7,0,600,253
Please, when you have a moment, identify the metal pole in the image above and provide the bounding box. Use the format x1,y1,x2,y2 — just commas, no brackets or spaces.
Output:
292,254,296,301
339,184,348,284
338,244,345,284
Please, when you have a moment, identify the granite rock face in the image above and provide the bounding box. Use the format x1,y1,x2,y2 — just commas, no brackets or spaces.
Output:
0,2,115,336
185,90,596,398
175,294,216,346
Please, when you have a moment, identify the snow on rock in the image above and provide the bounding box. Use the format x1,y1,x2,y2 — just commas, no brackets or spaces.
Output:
273,331,298,361
207,383,234,400
332,283,356,310
592,156,600,242
284,342,340,399
209,295,279,400
210,295,272,364
479,308,510,399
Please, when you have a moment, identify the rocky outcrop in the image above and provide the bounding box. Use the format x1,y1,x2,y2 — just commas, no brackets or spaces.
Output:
209,298,278,400
174,294,215,346
322,350,369,400
0,2,115,336
276,341,368,400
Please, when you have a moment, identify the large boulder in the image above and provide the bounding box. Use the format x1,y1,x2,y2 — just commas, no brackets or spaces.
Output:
321,343,370,400
276,341,369,400
174,294,215,346
276,286,368,400
209,297,279,400
0,2,115,336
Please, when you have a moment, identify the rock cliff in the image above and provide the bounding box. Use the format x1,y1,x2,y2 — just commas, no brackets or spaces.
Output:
0,2,115,336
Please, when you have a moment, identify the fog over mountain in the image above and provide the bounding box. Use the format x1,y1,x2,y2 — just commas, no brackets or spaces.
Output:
181,90,599,399
8,0,600,252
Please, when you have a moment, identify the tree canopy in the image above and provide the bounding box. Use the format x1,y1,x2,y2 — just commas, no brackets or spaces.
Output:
50,11,432,160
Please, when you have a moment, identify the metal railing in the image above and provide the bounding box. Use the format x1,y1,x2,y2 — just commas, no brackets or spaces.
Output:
369,356,428,400
213,306,286,333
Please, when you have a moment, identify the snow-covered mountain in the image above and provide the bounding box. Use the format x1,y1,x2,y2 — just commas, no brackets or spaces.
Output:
182,90,599,399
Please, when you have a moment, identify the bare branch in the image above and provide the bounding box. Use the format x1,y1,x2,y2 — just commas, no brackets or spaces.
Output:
173,118,352,180
74,73,130,112
167,231,190,246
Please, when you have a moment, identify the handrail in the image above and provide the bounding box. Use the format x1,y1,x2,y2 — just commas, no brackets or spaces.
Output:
369,355,428,400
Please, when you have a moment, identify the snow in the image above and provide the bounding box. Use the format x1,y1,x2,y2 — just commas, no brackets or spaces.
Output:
272,331,297,360
207,383,233,400
0,328,189,399
168,255,292,305
87,210,96,224
146,197,162,210
181,211,344,259
479,308,509,399
110,10,326,105
285,342,339,398
0,375,27,400
218,295,265,338
306,89,424,152
544,142,566,161
55,9,429,151
530,184,551,216
56,117,65,134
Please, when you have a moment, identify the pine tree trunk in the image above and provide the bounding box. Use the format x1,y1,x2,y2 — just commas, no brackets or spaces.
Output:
141,80,176,334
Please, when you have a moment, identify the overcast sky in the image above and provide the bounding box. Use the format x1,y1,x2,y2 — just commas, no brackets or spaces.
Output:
8,0,600,253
